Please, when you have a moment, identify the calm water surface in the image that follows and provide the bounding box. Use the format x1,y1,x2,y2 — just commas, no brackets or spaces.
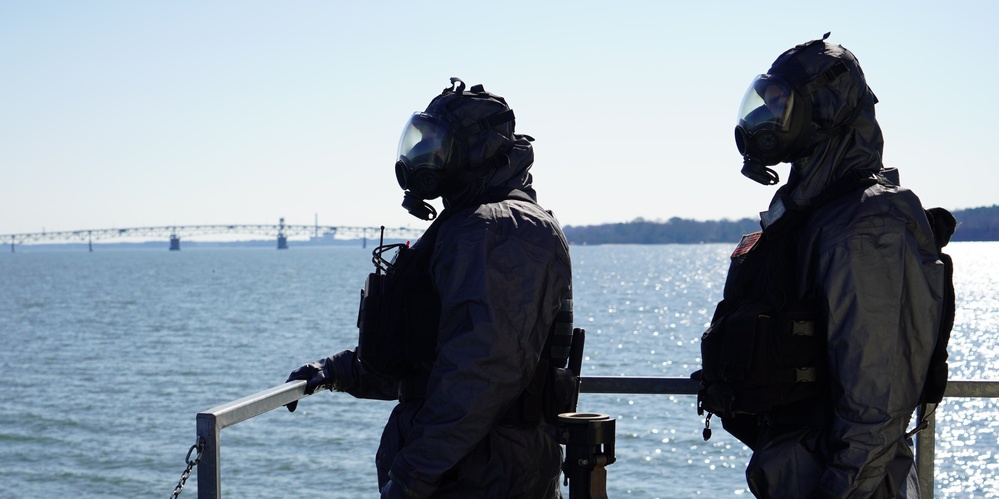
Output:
1,242,996,498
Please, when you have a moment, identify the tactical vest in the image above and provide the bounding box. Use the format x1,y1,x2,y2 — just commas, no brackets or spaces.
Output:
356,189,580,425
698,227,825,418
696,171,879,446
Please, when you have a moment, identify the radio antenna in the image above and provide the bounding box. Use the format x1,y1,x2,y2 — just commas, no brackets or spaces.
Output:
377,226,385,275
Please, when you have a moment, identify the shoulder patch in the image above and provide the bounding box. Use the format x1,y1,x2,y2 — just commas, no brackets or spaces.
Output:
731,231,762,259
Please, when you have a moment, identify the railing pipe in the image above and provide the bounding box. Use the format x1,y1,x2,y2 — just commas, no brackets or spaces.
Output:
579,376,700,394
194,378,998,499
196,380,308,499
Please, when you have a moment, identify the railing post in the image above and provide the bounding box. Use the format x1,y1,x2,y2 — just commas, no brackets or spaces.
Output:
196,413,221,499
915,404,936,499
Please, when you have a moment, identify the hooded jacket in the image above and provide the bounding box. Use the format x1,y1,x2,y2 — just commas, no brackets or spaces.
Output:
742,42,946,498
331,135,572,498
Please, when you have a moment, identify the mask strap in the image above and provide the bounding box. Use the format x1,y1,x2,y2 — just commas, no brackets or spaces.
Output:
796,61,870,139
813,88,874,141
452,109,516,140
800,61,849,95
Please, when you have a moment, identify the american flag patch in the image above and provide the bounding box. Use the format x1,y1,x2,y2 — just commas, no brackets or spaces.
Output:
731,231,762,259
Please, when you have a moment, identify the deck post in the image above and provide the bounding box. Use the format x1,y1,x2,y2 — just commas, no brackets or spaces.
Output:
915,405,936,499
196,413,221,499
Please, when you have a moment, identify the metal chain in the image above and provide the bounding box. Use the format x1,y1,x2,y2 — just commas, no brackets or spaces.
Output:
171,436,205,499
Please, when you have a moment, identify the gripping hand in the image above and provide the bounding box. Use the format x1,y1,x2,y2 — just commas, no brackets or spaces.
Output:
285,357,336,412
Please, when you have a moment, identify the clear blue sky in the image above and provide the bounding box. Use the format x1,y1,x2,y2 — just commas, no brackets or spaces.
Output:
2,1,995,235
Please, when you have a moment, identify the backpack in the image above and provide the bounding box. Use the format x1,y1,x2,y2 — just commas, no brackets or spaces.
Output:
910,207,957,434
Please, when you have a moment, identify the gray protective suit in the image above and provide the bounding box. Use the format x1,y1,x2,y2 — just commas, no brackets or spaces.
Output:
741,43,946,498
330,136,571,498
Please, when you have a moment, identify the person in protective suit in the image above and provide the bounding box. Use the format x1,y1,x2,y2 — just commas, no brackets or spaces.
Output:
719,35,947,498
285,78,573,499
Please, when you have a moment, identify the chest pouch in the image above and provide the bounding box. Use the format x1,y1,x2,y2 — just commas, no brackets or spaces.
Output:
357,224,444,381
698,299,824,420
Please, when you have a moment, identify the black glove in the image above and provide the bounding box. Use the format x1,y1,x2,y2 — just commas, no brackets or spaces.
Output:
285,357,336,412
381,478,422,499
382,471,429,499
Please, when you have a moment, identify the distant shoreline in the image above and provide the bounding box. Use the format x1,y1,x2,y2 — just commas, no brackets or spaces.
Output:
561,205,999,246
4,205,996,251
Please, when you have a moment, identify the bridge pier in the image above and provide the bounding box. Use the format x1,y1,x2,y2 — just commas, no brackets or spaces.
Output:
169,235,181,251
277,217,288,250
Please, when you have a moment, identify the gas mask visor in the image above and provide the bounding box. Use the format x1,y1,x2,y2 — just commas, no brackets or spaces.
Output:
734,75,803,185
395,112,456,200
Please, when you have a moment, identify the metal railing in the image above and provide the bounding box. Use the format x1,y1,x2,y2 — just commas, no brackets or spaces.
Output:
193,378,999,499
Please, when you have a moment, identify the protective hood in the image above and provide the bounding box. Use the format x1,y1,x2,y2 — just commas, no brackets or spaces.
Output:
754,36,885,226
444,133,538,209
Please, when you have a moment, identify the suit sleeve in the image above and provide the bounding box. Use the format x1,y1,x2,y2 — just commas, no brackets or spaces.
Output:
813,211,942,497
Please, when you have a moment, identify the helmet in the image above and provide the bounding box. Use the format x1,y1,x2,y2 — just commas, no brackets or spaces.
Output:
735,33,874,185
395,78,516,219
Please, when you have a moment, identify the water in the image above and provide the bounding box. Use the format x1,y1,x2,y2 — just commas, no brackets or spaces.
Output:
0,243,996,498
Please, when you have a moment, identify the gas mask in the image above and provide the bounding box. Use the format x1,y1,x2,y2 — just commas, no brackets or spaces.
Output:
395,78,516,220
395,113,458,220
734,74,813,185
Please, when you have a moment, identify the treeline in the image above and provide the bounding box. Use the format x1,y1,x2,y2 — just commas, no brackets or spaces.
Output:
950,205,999,241
563,217,759,245
562,205,999,245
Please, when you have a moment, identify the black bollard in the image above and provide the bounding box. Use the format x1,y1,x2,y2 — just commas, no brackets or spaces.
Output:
559,412,616,499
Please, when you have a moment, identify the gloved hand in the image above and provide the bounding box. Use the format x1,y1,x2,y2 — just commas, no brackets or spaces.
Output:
381,478,422,499
285,357,336,412
383,470,429,499
380,479,405,499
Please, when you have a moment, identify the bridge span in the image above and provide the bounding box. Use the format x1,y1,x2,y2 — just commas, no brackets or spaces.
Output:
1,219,426,252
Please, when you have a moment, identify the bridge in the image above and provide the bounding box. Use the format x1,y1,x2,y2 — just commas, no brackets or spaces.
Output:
1,219,427,252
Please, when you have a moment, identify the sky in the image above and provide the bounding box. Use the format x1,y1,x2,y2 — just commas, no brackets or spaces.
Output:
2,1,996,236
